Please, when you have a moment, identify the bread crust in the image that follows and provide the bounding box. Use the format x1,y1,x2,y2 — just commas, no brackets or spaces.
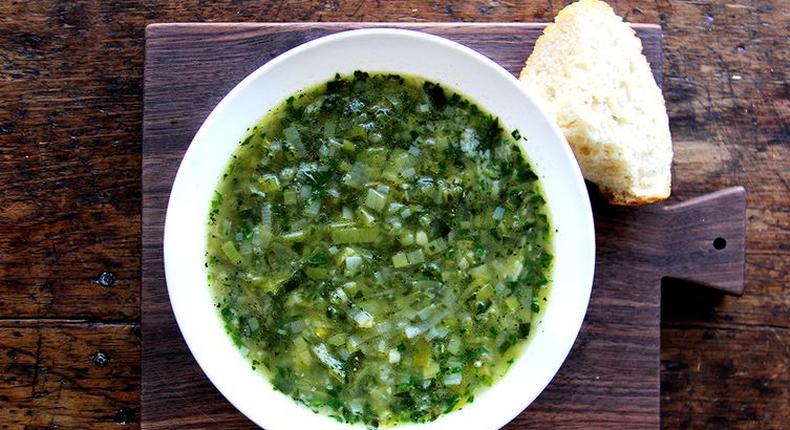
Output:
600,187,672,206
520,0,673,206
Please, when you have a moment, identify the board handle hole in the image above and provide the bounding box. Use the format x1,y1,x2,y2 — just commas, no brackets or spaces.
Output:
713,237,727,250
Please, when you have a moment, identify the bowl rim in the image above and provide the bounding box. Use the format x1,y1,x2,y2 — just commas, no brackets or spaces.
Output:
164,27,595,430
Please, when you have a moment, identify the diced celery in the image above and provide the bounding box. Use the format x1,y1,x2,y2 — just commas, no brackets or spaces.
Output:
281,230,308,242
385,216,402,230
401,167,416,178
341,139,356,152
331,226,380,244
221,241,243,265
293,336,313,367
327,333,346,346
356,207,376,226
447,336,462,355
305,200,321,217
260,204,272,229
251,226,272,249
422,359,440,379
505,296,520,311
406,249,425,265
425,238,447,255
283,189,297,205
476,283,493,301
258,174,280,192
415,230,428,246
392,252,409,268
305,267,330,280
399,232,415,246
470,264,489,280
365,188,387,212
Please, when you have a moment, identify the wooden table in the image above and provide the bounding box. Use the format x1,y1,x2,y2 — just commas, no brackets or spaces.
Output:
0,1,786,429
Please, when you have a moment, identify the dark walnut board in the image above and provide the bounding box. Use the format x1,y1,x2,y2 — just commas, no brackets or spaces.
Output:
142,23,746,429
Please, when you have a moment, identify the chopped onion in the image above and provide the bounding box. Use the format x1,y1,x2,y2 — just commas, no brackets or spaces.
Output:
417,304,435,321
345,255,363,275
388,349,401,363
425,326,449,341
399,232,415,246
312,343,345,380
447,337,462,355
260,204,272,229
459,128,479,153
299,184,312,200
330,288,349,304
387,202,404,214
404,325,425,339
493,206,505,220
284,126,305,155
442,373,462,386
351,309,375,328
385,216,402,230
305,199,321,217
347,335,362,352
342,162,369,189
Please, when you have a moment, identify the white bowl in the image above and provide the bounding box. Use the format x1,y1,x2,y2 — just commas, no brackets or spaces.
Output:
164,28,595,430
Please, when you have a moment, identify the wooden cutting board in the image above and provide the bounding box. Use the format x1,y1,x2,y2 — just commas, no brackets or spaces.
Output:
142,23,746,429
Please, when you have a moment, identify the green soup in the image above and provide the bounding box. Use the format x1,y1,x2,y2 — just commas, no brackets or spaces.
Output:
206,71,553,426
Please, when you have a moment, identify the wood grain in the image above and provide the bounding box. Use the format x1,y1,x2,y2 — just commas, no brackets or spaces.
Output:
0,1,787,429
141,23,740,430
0,322,140,429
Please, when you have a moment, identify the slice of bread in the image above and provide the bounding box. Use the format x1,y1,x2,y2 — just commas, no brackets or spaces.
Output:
520,0,672,205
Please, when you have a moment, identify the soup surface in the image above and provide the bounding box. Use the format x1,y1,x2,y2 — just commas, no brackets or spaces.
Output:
206,72,553,426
